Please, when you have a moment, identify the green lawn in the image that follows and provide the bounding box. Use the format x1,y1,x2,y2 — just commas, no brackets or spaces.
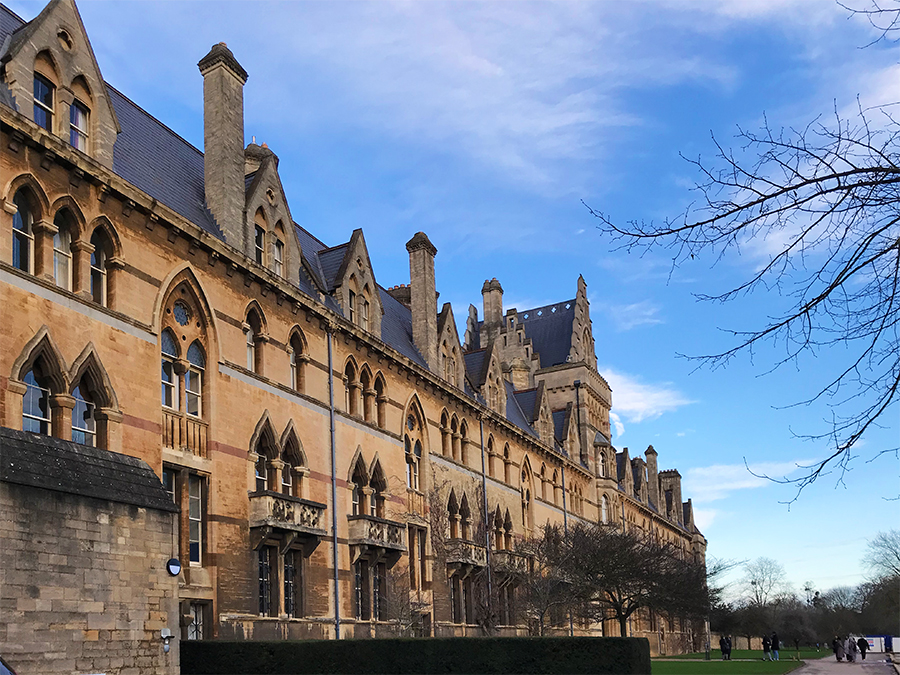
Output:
653,660,805,675
663,648,825,661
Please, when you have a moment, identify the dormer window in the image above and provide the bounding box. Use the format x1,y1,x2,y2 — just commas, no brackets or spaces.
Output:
273,238,284,276
70,100,89,151
33,74,54,131
348,290,356,323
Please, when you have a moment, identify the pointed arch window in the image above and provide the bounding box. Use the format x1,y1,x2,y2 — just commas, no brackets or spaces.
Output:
348,289,357,324
273,238,284,276
70,99,89,152
161,329,178,409
12,189,34,273
405,434,422,491
601,494,610,524
254,225,266,266
71,382,96,446
89,228,109,306
289,332,306,393
53,211,73,290
185,342,205,418
448,492,460,540
282,436,305,499
23,366,51,434
373,375,386,429
245,309,264,374
343,361,359,416
360,369,373,422
440,411,451,457
369,464,387,518
33,73,54,131
351,459,367,516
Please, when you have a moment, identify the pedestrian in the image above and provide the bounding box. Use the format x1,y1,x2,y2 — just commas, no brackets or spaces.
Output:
836,636,846,661
857,637,869,660
762,634,772,661
848,637,858,663
725,636,732,660
832,636,841,661
771,632,780,661
719,635,727,660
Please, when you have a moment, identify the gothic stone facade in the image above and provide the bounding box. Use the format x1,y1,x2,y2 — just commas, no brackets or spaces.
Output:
0,0,707,661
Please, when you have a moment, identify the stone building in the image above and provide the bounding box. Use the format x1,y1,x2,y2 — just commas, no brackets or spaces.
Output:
0,0,707,667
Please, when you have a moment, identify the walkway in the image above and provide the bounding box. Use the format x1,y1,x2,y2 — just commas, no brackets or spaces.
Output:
791,655,898,675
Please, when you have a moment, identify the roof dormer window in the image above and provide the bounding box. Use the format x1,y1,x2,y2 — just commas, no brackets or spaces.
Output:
70,100,89,151
33,74,54,131
254,225,266,265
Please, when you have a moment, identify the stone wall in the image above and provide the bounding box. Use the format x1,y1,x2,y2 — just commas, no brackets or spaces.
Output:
0,482,179,675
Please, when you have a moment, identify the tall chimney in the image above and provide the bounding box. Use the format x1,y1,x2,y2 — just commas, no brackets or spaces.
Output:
481,278,503,347
645,445,659,510
406,232,438,372
198,43,248,250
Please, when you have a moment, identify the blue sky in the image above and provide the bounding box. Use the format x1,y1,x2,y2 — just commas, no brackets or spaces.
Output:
9,0,898,598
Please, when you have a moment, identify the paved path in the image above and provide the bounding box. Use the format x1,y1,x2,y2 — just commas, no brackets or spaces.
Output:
791,655,898,675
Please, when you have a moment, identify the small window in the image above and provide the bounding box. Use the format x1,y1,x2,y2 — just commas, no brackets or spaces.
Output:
186,603,205,640
273,239,284,276
53,212,73,290
161,329,178,409
33,74,54,131
89,229,109,306
71,383,96,446
185,342,205,418
12,190,34,274
255,454,267,492
258,546,274,616
254,226,265,265
69,100,89,151
23,367,51,434
284,549,303,618
361,298,370,331
348,290,356,324
189,475,203,564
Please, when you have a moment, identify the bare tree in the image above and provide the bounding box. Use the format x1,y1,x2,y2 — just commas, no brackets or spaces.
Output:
743,557,788,607
587,101,900,495
513,523,578,636
863,529,900,577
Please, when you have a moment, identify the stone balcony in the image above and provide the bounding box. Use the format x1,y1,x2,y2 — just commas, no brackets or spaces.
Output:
248,491,327,537
347,514,406,552
492,549,529,574
162,409,207,457
445,539,487,567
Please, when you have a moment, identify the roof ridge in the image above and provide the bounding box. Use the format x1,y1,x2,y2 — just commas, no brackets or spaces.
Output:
1,3,25,24
106,83,204,158
294,221,328,249
319,241,349,253
519,298,577,318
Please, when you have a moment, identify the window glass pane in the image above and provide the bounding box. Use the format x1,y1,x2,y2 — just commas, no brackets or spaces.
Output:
161,360,176,408
71,383,96,446
187,342,205,368
161,330,178,357
33,75,53,131
187,603,204,640
185,369,201,417
23,369,50,434
189,475,202,564
70,101,88,151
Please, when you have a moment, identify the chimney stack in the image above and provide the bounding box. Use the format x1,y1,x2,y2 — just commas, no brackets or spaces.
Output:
481,278,503,347
645,445,659,510
198,42,248,250
406,232,438,372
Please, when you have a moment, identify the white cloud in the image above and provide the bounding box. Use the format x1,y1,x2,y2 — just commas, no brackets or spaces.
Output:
610,411,626,439
606,300,664,332
600,368,694,423
683,459,816,503
692,507,719,531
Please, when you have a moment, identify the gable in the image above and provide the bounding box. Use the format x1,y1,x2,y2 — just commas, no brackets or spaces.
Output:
2,0,120,167
329,229,383,336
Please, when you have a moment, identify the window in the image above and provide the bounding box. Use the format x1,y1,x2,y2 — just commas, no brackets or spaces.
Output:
255,454,267,492
246,324,256,371
188,474,203,564
53,212,73,290
289,332,305,393
354,559,370,620
273,239,284,276
69,99,89,151
361,298,369,331
71,383,96,446
89,229,108,306
245,310,264,375
284,550,302,618
373,561,387,621
408,526,428,591
405,437,422,491
186,603,205,640
22,367,50,434
498,585,516,626
33,73,54,131
348,290,356,324
12,190,34,273
161,329,178,409
185,342,204,417
254,225,266,265
258,546,274,616
450,574,473,624
601,495,609,524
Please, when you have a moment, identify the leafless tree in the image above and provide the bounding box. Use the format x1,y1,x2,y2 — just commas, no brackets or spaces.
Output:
512,523,578,636
588,100,900,496
863,529,900,578
742,557,788,608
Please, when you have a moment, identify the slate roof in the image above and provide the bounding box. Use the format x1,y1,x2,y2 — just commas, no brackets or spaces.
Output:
0,3,22,47
552,409,568,443
504,381,538,438
513,388,538,424
0,426,177,512
318,244,349,292
463,349,487,386
518,300,576,368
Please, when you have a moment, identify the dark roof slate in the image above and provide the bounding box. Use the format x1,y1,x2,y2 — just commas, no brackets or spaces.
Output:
504,381,538,438
518,300,576,368
513,388,538,424
0,3,23,48
552,409,567,443
318,244,348,292
0,426,177,512
463,349,487,386
378,285,426,368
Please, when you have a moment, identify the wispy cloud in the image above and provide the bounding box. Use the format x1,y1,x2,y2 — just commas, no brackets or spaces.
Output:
604,300,664,331
683,459,816,503
600,367,694,428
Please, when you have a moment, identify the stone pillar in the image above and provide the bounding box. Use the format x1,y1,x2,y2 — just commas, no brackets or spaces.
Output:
198,43,248,252
50,393,75,441
645,446,659,510
5,379,27,429
480,278,503,348
71,239,94,300
32,218,56,282
406,232,439,372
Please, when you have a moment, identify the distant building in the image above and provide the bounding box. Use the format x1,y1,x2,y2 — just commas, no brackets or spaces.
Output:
0,0,706,671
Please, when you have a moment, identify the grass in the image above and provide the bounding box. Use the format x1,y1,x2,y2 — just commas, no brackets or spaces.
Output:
663,648,825,661
653,660,805,675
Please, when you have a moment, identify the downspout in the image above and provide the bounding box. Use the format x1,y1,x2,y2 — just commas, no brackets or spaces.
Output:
573,380,583,466
327,326,340,639
479,416,492,608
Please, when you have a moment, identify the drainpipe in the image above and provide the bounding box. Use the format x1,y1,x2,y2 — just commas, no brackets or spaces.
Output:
479,416,492,607
327,326,340,639
573,380,583,466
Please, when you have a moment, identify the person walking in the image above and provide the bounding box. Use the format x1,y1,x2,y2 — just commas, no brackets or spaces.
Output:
857,637,869,660
836,636,846,661
771,632,780,661
725,636,732,661
832,637,841,661
719,635,728,660
762,634,772,661
848,636,858,663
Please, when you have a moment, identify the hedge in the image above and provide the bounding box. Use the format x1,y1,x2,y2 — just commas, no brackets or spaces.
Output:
180,636,650,674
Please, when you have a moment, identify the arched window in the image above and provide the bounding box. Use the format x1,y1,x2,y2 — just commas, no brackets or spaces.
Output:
369,462,387,518
540,464,547,501
599,452,607,478
448,491,459,539
405,434,422,492
33,71,55,131
282,435,305,499
53,210,74,290
373,375,386,428
459,420,468,464
344,360,359,416
459,495,471,541
601,494,610,524
160,329,178,409
351,457,367,516
89,228,110,306
253,209,267,266
69,380,97,446
503,444,511,484
552,470,560,506
273,222,285,277
503,510,513,550
440,411,450,457
12,189,34,273
22,365,51,434
289,331,306,393
361,285,371,331
360,368,372,422
245,309,264,375
185,341,205,418
253,431,278,493
69,76,93,152
487,436,495,476
450,416,459,461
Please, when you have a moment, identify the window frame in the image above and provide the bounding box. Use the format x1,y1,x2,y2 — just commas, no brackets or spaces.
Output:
52,215,73,290
188,474,203,565
33,73,54,131
273,238,284,276
69,98,89,152
12,191,34,274
254,226,266,266
22,368,51,435
70,382,96,447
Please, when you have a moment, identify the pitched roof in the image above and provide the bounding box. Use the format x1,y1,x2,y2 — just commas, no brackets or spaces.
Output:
318,243,349,292
378,285,426,368
463,349,488,386
0,426,177,512
518,300,576,368
513,388,538,424
504,380,538,438
552,409,568,443
0,3,23,47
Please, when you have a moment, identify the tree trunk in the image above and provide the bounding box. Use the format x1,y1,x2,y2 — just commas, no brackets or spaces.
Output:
619,614,629,637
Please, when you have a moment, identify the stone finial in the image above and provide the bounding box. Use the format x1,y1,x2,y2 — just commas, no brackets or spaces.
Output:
406,231,437,255
198,42,248,82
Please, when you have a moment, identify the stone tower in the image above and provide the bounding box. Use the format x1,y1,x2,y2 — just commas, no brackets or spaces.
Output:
406,232,438,372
